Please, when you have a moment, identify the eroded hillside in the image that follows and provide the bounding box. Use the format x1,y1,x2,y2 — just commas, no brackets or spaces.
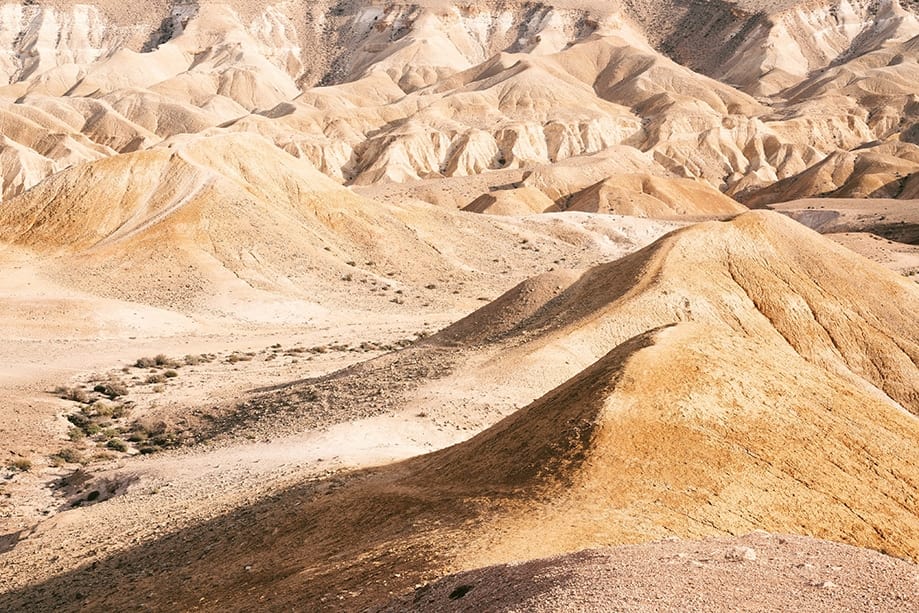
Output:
0,2,917,612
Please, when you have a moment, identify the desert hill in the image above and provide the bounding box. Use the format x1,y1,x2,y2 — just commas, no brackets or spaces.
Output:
563,173,747,218
434,211,919,418
1,1,918,210
1,3,918,612
2,211,916,612
0,131,684,318
742,142,919,206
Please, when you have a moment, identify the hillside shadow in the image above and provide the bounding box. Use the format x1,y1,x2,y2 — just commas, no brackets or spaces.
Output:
0,457,482,613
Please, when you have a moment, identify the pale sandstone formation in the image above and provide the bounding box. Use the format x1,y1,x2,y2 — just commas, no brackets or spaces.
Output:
0,1,917,207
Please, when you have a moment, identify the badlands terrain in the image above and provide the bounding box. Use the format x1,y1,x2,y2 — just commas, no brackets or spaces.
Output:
0,0,917,611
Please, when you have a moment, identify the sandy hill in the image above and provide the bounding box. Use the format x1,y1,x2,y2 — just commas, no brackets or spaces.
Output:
464,187,560,215
0,131,683,321
436,211,919,417
2,211,916,612
563,173,747,218
0,132,444,315
742,142,919,206
463,172,746,219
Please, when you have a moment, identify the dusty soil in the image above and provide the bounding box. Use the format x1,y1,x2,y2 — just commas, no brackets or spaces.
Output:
379,533,919,612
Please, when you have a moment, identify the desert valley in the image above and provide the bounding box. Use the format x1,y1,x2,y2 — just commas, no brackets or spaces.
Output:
0,0,917,610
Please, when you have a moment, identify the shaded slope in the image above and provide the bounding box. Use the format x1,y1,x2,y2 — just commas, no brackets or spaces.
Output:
3,321,916,612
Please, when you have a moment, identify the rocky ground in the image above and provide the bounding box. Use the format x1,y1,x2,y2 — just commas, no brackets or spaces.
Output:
379,533,919,612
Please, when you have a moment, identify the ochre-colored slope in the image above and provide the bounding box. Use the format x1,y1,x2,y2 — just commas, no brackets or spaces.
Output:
439,211,919,416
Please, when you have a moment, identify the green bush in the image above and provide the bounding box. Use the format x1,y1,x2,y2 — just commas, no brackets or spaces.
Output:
106,438,128,452
55,386,91,403
51,447,84,465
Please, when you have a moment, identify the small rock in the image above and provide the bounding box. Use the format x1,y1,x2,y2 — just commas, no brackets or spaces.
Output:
725,546,757,562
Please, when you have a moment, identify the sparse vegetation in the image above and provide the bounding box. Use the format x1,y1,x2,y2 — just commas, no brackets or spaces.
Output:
55,386,91,403
86,402,130,419
50,447,85,466
46,333,435,463
59,391,137,461
106,438,128,452
93,378,128,399
7,458,32,472
135,354,181,369
154,354,178,367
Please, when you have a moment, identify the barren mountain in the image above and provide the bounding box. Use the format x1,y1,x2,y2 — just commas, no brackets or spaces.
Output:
1,0,917,206
0,1,917,612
